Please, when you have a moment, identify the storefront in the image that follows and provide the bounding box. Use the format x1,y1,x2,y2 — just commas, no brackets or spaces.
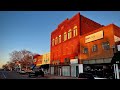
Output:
70,59,79,77
42,52,50,74
70,59,83,77
83,63,113,78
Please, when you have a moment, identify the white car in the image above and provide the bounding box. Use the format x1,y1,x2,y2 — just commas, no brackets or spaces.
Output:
93,75,107,79
94,77,107,79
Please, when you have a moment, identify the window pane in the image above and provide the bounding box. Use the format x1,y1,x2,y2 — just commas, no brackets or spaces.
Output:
70,30,72,38
64,32,67,41
73,26,77,37
92,45,98,52
75,29,77,36
68,32,70,39
59,35,61,43
102,42,110,50
55,37,58,45
73,30,76,37
52,39,54,46
83,48,88,53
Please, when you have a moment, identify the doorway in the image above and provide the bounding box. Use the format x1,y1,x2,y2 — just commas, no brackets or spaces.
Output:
76,66,79,77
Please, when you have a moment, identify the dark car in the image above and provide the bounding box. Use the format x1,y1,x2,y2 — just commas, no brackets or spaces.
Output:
78,73,95,79
28,67,44,77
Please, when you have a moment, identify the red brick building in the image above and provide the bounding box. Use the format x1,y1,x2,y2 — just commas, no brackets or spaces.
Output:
50,12,120,77
79,24,120,64
50,12,103,76
51,13,103,64
79,24,120,78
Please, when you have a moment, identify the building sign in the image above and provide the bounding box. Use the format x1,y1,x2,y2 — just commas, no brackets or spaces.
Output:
114,35,120,42
70,59,78,64
85,30,104,43
117,45,120,51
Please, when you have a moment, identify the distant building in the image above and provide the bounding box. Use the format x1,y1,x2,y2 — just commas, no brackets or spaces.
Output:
41,52,50,74
33,54,42,66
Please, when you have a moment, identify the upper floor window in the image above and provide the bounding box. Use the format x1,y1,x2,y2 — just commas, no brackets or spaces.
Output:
64,32,67,41
55,37,58,45
73,26,78,37
68,29,72,39
102,41,110,50
52,39,55,46
83,47,88,54
92,44,98,52
58,35,61,43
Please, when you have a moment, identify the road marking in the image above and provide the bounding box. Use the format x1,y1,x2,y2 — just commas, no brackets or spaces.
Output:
2,72,6,79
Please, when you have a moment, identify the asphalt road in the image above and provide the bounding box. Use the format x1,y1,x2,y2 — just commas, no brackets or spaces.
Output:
0,71,28,79
0,71,48,79
0,70,78,79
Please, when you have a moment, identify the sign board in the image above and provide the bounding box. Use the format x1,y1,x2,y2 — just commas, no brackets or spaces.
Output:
79,64,83,73
117,45,120,51
85,30,103,43
70,59,78,64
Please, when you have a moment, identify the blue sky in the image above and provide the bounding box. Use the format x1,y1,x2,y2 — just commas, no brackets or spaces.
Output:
0,11,120,68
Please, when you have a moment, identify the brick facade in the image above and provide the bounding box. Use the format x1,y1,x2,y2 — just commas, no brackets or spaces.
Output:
79,24,120,64
50,12,103,64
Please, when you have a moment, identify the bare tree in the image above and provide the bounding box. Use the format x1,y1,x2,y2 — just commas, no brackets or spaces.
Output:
2,64,8,70
9,50,23,62
9,49,35,70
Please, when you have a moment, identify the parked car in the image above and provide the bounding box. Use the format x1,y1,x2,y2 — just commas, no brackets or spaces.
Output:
28,67,44,77
19,70,26,74
25,69,33,74
78,73,107,79
93,75,107,79
78,73,95,79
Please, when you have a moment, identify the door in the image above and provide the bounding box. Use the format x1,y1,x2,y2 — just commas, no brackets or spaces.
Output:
76,66,79,77
59,67,62,76
50,67,54,75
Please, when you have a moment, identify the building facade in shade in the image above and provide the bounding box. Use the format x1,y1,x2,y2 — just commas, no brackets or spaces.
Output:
79,24,120,64
79,24,120,78
50,12,103,76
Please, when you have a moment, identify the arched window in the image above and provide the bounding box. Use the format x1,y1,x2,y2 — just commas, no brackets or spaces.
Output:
68,29,72,39
58,35,61,43
73,26,78,37
55,37,58,45
52,39,54,46
64,32,67,41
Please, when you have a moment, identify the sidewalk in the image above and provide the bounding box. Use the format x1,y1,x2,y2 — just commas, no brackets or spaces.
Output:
44,74,78,79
